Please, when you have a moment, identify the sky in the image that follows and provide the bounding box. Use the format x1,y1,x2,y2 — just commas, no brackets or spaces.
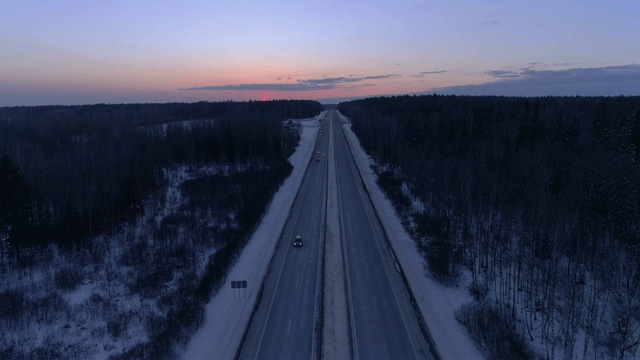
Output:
1,0,639,106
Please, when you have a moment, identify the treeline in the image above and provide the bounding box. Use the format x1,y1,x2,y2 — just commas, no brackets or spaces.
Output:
0,100,321,358
0,100,322,262
116,161,296,359
339,95,640,359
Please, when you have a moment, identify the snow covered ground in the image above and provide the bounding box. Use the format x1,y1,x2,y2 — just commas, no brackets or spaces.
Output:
180,113,324,359
182,110,484,359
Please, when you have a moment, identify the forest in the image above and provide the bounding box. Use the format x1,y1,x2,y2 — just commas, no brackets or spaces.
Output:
339,95,640,359
0,100,322,358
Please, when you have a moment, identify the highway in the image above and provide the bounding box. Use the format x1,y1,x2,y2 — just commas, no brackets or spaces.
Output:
238,112,330,359
334,111,434,359
238,110,434,359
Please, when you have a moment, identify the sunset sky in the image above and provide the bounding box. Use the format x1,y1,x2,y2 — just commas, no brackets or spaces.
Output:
1,0,639,106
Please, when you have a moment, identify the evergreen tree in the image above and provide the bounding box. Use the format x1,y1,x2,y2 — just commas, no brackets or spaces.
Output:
0,152,33,256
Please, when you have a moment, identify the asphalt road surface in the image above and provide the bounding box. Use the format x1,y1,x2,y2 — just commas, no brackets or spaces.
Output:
334,111,434,359
238,110,434,359
238,113,330,359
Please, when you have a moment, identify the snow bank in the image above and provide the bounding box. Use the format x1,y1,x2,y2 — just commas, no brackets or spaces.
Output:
181,113,324,360
338,113,484,360
321,114,350,359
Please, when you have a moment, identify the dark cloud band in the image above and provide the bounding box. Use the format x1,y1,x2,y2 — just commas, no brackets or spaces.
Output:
434,64,640,96
180,74,400,91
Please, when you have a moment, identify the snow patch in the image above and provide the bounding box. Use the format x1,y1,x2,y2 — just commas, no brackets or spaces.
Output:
66,283,94,306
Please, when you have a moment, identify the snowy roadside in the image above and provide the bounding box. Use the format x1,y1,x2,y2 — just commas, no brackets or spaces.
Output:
338,113,484,360
180,113,324,360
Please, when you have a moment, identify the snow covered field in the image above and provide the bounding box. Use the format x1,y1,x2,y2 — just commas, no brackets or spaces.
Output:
183,110,484,359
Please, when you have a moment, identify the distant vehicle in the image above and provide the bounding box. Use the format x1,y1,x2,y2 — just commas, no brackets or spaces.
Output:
316,151,320,154
321,132,324,136
294,235,303,247
315,157,320,162
322,153,326,157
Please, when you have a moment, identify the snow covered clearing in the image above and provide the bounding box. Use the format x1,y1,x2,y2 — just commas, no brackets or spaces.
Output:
136,119,218,136
338,112,484,360
180,113,324,359
0,160,281,359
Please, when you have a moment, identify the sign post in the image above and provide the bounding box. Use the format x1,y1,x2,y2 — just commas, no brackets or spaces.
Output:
231,280,248,300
